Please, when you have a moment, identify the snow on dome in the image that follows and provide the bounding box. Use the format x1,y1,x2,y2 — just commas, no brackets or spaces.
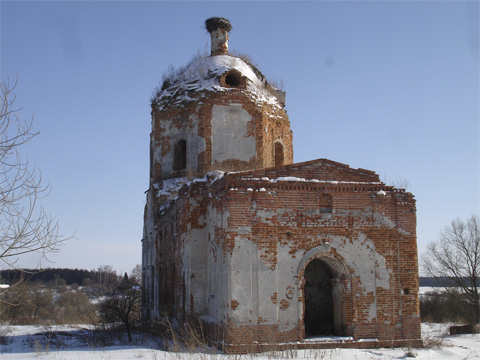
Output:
166,55,265,88
153,54,284,111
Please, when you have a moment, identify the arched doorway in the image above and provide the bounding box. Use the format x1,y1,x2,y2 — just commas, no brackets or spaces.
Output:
304,258,334,336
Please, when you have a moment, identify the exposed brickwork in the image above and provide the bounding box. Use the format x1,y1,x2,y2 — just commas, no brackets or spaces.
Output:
150,87,293,184
143,160,421,351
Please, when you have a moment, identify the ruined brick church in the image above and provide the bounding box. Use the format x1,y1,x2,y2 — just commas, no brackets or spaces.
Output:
142,18,421,352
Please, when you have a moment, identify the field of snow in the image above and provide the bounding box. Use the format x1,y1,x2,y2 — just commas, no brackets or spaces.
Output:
0,323,478,360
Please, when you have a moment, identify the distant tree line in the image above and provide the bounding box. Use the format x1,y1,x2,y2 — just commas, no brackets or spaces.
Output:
1,269,472,290
0,265,122,288
419,277,478,287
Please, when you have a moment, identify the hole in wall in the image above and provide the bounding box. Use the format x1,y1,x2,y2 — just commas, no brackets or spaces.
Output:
225,72,241,87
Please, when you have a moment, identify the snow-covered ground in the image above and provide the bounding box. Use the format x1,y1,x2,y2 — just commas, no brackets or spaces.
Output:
0,323,478,360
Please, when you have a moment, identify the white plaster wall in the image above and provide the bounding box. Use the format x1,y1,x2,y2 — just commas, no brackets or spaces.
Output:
211,105,255,164
260,244,302,331
206,204,230,323
142,190,157,319
230,236,255,323
187,227,209,313
182,200,230,323
229,236,302,330
275,245,304,331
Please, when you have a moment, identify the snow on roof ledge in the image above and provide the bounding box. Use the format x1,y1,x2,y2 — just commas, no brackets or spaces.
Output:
155,171,225,211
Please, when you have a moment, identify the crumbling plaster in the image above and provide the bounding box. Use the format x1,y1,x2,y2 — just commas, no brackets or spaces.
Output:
211,105,256,164
227,225,390,329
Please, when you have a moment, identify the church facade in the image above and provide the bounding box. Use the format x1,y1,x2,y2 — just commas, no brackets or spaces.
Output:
142,18,421,352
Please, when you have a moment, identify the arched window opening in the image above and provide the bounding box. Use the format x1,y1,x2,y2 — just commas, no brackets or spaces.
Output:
274,141,284,167
173,139,187,171
225,72,241,87
304,259,334,337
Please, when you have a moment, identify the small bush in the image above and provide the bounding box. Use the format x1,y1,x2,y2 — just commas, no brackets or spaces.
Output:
422,333,447,349
420,289,476,323
0,325,10,346
405,349,417,357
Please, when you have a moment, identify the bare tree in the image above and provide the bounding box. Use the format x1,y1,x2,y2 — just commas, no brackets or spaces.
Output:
130,264,142,286
0,80,67,315
422,215,480,324
0,79,65,266
95,265,118,290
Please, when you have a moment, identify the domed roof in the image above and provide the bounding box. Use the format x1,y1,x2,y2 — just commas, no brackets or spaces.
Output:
152,54,285,112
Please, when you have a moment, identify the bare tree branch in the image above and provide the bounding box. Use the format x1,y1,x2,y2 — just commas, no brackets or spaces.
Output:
0,79,68,282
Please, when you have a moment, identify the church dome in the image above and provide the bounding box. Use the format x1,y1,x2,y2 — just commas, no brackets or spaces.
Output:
153,54,285,112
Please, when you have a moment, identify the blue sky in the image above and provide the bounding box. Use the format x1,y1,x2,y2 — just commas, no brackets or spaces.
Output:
1,1,478,274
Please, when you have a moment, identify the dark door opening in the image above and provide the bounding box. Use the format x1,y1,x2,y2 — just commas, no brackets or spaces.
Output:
304,258,334,337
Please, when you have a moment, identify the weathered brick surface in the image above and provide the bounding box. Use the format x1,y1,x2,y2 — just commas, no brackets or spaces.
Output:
143,159,421,351
150,88,293,184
